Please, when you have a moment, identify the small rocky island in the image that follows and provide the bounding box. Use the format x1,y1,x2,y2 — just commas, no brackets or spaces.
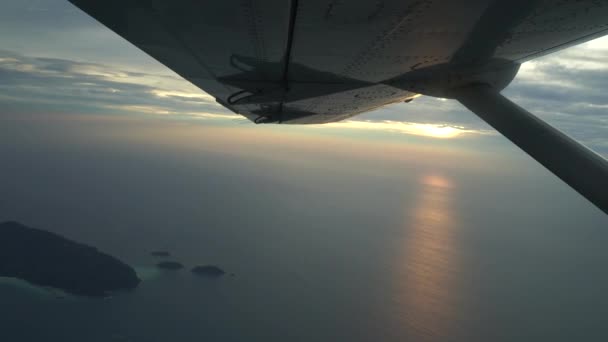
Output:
156,261,184,270
150,251,170,257
0,221,140,297
191,265,225,277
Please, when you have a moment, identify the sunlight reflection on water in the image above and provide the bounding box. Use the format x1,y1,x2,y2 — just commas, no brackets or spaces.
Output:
392,173,462,341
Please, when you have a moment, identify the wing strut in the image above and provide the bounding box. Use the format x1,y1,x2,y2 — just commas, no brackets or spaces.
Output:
452,84,608,215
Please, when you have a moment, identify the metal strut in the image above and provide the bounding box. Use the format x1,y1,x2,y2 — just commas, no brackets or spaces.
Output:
452,84,608,215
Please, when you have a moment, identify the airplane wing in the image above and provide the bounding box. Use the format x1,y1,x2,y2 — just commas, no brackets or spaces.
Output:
68,0,608,214
67,0,608,124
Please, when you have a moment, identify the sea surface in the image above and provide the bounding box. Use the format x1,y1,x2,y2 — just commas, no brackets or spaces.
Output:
2,170,608,342
1,119,607,341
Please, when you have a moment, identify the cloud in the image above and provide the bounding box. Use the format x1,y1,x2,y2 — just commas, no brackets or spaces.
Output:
1,0,607,153
0,0,606,153
322,120,494,139
0,50,492,140
1,31,607,155
0,51,230,117
500,37,608,155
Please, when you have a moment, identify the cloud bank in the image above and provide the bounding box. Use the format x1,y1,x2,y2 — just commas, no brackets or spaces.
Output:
0,0,606,155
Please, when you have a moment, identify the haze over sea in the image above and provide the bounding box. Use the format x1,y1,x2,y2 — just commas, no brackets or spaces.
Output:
1,1,608,341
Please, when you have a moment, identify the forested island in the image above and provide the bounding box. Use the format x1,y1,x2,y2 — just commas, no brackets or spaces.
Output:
0,221,140,297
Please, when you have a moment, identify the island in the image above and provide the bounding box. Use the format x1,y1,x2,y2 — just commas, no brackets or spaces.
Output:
191,265,225,277
156,261,184,270
0,221,140,297
150,251,170,257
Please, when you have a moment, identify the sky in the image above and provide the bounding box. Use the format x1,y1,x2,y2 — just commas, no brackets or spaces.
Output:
0,0,606,220
0,0,607,154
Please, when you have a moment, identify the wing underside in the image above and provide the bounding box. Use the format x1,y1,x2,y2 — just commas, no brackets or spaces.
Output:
68,0,608,124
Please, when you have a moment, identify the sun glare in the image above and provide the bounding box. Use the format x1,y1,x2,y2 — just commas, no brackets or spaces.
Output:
409,123,462,139
152,90,215,101
325,120,477,139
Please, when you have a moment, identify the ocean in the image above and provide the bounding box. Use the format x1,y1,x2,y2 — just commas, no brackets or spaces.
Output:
1,117,607,341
